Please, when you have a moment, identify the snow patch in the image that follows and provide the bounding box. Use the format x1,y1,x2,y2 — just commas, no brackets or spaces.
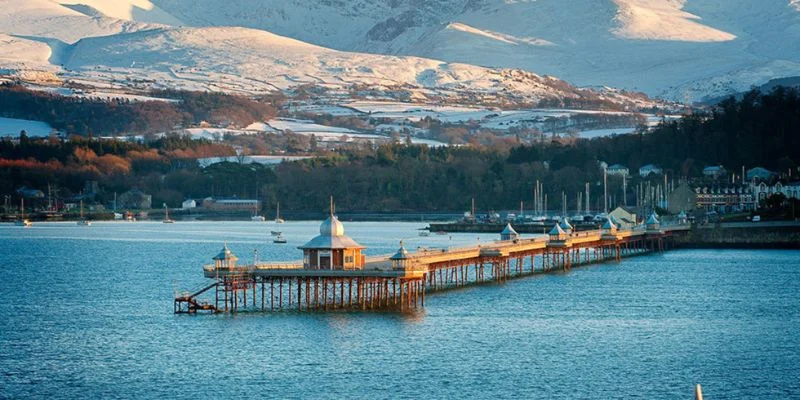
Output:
446,22,554,46
611,0,736,42
0,117,55,137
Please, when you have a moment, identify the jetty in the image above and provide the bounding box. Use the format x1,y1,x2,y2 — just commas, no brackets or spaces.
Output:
175,211,689,314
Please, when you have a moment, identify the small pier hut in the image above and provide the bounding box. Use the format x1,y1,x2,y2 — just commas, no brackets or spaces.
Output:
559,217,574,233
213,243,238,269
500,223,519,241
389,241,412,270
299,204,365,270
549,223,567,241
646,212,661,232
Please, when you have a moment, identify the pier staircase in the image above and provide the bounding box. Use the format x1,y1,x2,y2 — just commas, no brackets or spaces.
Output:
174,282,219,314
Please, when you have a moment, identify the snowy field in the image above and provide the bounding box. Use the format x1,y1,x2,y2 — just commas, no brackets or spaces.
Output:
197,155,313,168
0,117,54,137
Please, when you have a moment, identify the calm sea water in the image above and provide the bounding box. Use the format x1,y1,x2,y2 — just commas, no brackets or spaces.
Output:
1,221,799,399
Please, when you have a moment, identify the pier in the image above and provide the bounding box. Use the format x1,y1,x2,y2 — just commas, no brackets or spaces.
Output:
175,213,689,314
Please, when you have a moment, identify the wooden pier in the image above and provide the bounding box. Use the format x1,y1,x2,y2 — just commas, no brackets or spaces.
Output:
175,214,689,314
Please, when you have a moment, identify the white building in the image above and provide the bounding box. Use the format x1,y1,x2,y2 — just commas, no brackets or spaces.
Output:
639,164,662,178
182,199,197,209
606,164,629,176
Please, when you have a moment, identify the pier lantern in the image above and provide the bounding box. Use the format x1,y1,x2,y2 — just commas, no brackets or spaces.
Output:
213,243,238,269
500,223,519,241
390,241,411,270
646,212,661,231
299,200,365,270
549,223,566,241
602,217,618,234
559,217,574,233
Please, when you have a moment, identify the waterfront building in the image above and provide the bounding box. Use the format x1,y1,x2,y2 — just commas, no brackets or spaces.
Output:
639,164,662,177
703,165,727,179
202,197,261,211
746,167,775,181
299,210,365,270
667,182,697,214
182,199,197,209
695,185,755,212
609,206,637,229
606,164,629,176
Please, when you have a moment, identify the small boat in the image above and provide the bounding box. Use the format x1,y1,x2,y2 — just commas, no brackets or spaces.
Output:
77,200,91,226
419,230,430,237
275,202,285,224
273,233,287,244
15,198,32,227
163,204,174,224
270,230,281,236
251,215,266,222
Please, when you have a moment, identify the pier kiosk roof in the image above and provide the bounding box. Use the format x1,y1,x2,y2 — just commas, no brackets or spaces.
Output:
212,243,238,269
299,199,365,270
500,223,519,241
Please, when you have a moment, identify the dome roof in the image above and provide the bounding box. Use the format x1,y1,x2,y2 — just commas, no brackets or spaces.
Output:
602,217,617,230
213,243,237,261
390,241,411,260
559,217,573,230
646,213,660,225
319,215,345,237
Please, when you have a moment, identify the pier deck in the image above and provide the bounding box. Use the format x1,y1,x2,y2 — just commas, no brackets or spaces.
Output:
175,223,689,314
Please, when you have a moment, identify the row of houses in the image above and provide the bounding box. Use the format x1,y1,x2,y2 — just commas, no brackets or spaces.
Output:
666,180,800,214
606,164,776,180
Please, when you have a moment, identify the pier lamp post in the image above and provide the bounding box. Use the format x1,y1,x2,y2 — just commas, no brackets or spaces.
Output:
390,241,411,270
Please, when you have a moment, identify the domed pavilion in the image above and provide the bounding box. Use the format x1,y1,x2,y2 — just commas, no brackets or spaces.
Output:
299,201,365,270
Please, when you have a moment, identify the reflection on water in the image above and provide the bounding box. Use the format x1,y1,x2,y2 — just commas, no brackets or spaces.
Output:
0,221,798,398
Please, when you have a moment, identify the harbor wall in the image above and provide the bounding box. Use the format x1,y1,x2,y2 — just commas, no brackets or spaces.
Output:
674,224,800,249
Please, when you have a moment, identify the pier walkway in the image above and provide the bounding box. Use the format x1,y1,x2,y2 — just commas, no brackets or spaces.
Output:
175,218,689,314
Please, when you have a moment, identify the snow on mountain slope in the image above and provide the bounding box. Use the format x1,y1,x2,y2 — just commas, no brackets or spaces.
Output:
56,0,183,26
611,0,735,42
0,0,162,44
149,0,800,101
58,25,639,106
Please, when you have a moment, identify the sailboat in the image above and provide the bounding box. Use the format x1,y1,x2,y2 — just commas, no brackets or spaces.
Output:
163,204,174,224
77,200,91,226
14,198,32,227
275,202,285,224
250,202,265,221
273,233,287,244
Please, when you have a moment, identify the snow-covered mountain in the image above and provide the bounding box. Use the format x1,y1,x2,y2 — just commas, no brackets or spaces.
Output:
2,0,798,102
0,0,659,109
148,0,800,101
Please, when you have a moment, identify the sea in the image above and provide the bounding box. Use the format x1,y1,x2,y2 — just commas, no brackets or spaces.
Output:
1,221,798,399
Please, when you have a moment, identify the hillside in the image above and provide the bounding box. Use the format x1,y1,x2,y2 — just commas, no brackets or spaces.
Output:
150,0,800,101
0,1,659,110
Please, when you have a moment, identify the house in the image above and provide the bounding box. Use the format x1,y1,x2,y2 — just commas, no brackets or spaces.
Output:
606,164,629,176
118,188,152,210
639,164,662,177
667,182,697,214
694,185,754,213
202,197,261,211
609,206,637,229
746,167,774,181
753,181,800,202
703,165,727,179
182,199,197,209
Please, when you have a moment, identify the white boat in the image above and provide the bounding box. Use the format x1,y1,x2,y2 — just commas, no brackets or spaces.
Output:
419,230,430,237
251,215,266,222
15,198,31,227
270,230,281,236
163,204,174,223
275,202,285,224
77,200,91,226
273,233,287,244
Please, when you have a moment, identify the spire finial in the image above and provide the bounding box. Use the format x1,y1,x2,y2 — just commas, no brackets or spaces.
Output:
329,195,334,217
